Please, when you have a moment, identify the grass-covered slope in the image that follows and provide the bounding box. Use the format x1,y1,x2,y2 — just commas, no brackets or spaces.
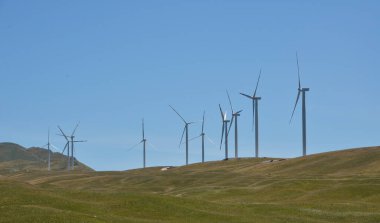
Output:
0,143,40,162
1,146,380,222
0,142,93,173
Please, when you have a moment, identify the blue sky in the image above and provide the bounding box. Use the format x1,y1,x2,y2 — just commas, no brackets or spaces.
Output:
0,0,379,170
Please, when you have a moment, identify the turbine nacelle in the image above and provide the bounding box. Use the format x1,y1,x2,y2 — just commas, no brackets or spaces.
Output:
232,109,243,116
222,111,230,122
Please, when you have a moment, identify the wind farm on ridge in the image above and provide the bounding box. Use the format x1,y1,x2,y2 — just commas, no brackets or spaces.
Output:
1,1,379,222
6,52,310,171
122,53,311,169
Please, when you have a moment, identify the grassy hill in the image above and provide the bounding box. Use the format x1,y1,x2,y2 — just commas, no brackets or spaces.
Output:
1,145,380,222
0,142,93,174
0,143,40,162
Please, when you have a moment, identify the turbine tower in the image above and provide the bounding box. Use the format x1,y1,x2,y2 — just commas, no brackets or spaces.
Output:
226,90,243,159
58,124,86,171
189,111,206,163
201,112,205,163
240,69,262,158
42,131,62,171
58,126,71,170
189,111,214,163
47,128,51,171
290,52,310,157
129,119,148,168
170,105,193,165
68,123,86,170
42,128,52,171
219,104,230,160
142,119,147,168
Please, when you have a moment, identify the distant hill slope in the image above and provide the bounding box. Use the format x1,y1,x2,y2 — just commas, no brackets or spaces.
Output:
0,143,40,162
0,142,93,173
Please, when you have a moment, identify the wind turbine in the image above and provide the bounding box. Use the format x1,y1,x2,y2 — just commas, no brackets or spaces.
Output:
219,104,230,160
41,128,52,171
142,119,147,168
41,129,62,171
189,111,214,163
226,90,243,159
240,69,262,158
170,105,193,165
290,52,310,157
58,126,71,170
58,124,86,170
129,119,148,168
68,123,86,170
47,129,51,171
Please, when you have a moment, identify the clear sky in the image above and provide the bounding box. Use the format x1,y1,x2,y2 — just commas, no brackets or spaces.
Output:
0,0,379,171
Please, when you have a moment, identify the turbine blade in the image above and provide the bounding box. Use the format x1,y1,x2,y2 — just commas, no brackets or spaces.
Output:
220,122,225,150
240,93,254,99
142,118,145,140
219,104,224,120
253,68,262,97
147,141,158,151
50,144,60,151
127,141,142,152
226,90,234,113
179,126,186,148
236,110,243,114
290,90,301,123
189,135,202,142
296,52,301,89
71,122,80,136
73,140,87,142
61,142,68,154
57,126,69,141
169,105,187,124
206,135,215,145
228,115,234,135
218,104,224,120
201,111,205,134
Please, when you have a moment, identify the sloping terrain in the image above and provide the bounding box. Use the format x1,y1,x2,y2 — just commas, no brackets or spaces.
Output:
1,146,380,222
0,143,93,174
0,143,40,162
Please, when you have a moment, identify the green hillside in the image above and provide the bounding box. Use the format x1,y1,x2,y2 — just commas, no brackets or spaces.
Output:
0,143,93,173
0,143,40,162
1,145,380,222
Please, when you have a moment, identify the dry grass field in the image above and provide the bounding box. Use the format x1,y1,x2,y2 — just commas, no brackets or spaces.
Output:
1,143,380,222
